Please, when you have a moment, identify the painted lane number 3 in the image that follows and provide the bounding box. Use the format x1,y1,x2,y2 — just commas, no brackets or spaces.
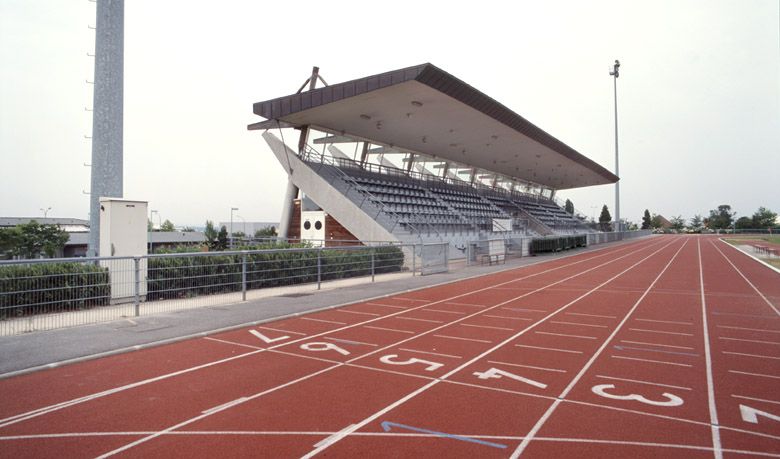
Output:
591,384,684,407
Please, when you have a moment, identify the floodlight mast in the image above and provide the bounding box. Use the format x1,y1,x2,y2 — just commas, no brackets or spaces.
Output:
609,59,621,232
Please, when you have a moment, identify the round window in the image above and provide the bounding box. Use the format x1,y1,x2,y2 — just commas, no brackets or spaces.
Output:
314,220,323,230
303,221,311,230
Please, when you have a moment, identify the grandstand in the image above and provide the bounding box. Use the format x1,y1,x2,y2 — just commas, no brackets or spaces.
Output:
249,64,617,257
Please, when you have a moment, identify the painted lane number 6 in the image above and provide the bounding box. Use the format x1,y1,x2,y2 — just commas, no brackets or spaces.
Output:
591,384,684,407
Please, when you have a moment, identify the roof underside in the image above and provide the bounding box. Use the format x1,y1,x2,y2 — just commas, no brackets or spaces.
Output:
252,63,618,190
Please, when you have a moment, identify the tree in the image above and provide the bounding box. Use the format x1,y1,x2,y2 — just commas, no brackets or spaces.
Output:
752,207,777,229
1,221,69,259
735,216,753,230
204,220,218,249
641,209,652,230
160,219,176,232
689,214,704,232
147,219,153,232
255,226,277,238
651,215,664,229
669,215,686,231
564,199,574,215
707,204,735,230
599,205,612,232
217,225,228,251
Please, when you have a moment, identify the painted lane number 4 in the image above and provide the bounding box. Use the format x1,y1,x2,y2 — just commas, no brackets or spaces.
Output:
473,368,547,389
591,384,684,407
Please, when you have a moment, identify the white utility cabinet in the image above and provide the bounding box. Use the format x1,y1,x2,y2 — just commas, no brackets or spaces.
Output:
99,198,148,302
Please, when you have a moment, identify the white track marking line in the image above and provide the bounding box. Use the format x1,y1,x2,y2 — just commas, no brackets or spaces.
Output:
393,297,431,302
712,311,778,319
300,317,347,325
257,326,307,336
302,238,679,458
484,315,532,321
535,331,597,340
1,240,658,429
335,309,381,317
204,337,263,351
611,355,692,367
728,370,780,380
364,326,415,334
551,320,608,328
635,318,693,326
502,307,547,313
488,360,566,373
398,348,463,359
395,316,444,324
515,344,583,354
732,395,780,406
710,240,780,316
595,374,692,391
718,325,780,334
433,334,492,343
324,337,378,347
628,328,694,336
445,302,487,308
364,303,409,309
722,351,780,360
201,397,249,415
313,424,357,448
460,323,513,331
512,238,688,458
566,312,617,319
720,337,780,345
620,339,694,350
423,308,466,315
698,238,723,459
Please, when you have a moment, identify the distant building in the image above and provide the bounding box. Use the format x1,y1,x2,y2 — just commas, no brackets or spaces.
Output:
217,221,278,236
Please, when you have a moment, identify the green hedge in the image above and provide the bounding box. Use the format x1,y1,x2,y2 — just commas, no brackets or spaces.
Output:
0,263,110,319
530,235,587,255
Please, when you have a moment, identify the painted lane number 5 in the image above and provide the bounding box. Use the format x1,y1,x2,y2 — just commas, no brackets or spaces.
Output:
379,355,443,371
591,384,684,407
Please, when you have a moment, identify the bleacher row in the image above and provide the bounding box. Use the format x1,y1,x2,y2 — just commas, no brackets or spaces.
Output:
311,160,587,235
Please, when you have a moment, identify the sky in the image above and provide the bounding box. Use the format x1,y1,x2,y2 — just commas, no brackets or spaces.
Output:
1,0,778,228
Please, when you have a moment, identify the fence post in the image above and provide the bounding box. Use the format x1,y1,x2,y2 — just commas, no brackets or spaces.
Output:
317,248,322,290
133,257,140,317
412,244,416,276
242,252,247,301
371,247,375,282
444,243,449,271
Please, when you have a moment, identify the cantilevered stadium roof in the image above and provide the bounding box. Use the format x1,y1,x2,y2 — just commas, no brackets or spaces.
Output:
251,63,618,190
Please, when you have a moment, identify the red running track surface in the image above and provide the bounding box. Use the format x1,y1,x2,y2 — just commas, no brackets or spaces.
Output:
0,235,778,458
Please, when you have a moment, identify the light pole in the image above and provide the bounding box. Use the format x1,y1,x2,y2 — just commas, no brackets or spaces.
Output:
610,59,621,232
40,207,51,218
149,209,158,253
230,207,238,248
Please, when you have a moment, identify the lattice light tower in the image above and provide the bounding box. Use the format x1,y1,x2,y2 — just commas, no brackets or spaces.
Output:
88,0,124,256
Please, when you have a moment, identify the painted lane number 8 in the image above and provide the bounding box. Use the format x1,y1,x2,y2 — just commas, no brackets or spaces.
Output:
591,384,684,407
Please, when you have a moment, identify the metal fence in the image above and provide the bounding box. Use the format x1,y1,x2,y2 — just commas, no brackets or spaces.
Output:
0,244,434,336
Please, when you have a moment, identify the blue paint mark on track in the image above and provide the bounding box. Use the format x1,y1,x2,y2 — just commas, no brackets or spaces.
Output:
381,421,507,449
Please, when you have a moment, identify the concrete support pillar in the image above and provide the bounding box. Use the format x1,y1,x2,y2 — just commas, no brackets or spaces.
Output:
277,181,299,239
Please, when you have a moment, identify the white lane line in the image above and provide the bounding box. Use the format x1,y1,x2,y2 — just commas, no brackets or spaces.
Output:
710,240,780,316
502,307,547,313
551,321,607,328
313,424,357,448
731,395,780,406
460,323,514,331
718,325,780,334
300,317,347,325
434,334,492,344
628,328,693,337
595,374,692,391
392,297,431,303
720,337,780,345
566,312,617,319
620,339,694,350
635,318,693,326
257,326,307,336
395,316,444,324
488,360,566,373
204,337,263,351
423,308,466,315
611,355,692,367
723,351,780,360
511,238,688,458
445,302,487,308
729,370,780,380
515,344,582,354
365,303,409,309
399,348,463,359
336,309,381,317
483,315,532,321
364,326,415,334
711,311,778,319
535,331,597,340
324,337,378,347
698,238,723,459
201,397,249,415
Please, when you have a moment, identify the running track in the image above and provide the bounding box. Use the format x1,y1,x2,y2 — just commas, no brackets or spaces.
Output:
1,235,778,458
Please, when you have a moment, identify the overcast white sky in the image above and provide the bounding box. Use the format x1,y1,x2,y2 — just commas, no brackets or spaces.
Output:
1,0,778,227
